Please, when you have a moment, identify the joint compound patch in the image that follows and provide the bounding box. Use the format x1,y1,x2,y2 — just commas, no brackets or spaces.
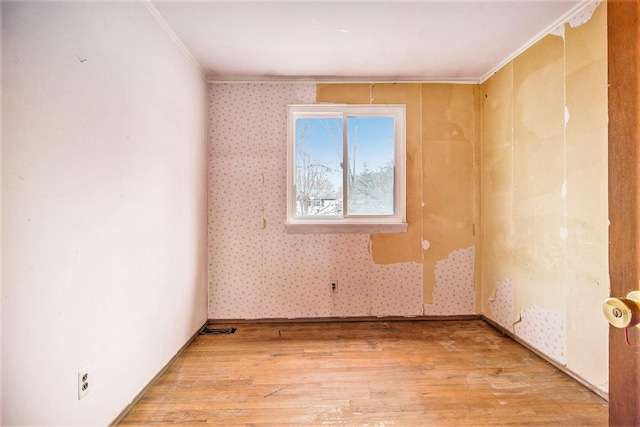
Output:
560,227,568,241
488,279,515,332
423,246,475,315
514,304,567,365
422,240,431,250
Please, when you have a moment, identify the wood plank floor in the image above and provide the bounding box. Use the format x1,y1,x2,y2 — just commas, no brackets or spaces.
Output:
119,320,608,426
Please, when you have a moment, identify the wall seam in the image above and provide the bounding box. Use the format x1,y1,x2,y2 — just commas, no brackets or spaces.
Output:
420,83,425,314
259,84,266,319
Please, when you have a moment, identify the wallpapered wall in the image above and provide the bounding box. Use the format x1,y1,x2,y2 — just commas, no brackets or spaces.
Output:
208,84,421,319
208,83,478,319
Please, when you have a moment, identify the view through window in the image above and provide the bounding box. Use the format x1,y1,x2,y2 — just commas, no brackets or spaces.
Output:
287,105,406,231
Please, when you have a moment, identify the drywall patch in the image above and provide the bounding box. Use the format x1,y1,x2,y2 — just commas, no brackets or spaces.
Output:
514,304,567,365
567,1,601,28
560,227,568,241
488,279,515,332
423,246,475,315
422,240,430,250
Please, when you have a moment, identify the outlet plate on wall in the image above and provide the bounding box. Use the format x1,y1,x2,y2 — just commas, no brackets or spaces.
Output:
78,366,90,400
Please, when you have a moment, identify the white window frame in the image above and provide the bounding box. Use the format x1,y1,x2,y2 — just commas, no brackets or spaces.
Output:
285,104,407,234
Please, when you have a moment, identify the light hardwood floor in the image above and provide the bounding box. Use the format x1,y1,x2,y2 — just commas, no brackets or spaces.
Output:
119,320,608,426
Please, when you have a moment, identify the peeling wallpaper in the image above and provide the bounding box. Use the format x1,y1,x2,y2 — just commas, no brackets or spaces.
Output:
515,304,567,365
317,83,479,316
424,247,476,315
480,2,609,392
488,279,515,332
317,83,425,266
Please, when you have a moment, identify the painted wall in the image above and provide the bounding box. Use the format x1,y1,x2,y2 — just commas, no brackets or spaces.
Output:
208,83,478,319
2,2,209,424
480,2,609,393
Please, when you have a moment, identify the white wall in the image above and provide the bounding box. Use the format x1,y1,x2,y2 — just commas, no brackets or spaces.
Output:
2,2,208,424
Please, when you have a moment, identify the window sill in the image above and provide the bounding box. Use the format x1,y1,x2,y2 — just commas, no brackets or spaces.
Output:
284,222,408,234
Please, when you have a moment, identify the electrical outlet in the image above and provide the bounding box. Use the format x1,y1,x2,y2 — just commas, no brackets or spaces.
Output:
78,366,91,400
330,280,338,293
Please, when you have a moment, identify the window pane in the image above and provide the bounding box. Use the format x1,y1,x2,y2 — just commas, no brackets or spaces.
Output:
295,117,343,217
346,116,395,215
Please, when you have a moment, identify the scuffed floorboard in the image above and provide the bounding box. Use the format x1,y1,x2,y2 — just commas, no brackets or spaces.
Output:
119,320,607,426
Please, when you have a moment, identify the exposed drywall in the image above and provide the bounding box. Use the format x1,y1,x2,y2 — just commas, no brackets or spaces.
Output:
421,84,477,307
480,2,609,393
2,2,209,424
317,84,478,315
512,33,566,313
564,0,609,389
480,63,515,319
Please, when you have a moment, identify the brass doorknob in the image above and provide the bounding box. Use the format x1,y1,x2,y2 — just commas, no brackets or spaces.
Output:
603,290,640,328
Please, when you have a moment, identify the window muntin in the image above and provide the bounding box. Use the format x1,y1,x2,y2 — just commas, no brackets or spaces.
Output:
287,104,406,231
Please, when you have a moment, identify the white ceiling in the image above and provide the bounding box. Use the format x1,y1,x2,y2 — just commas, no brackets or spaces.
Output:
151,0,587,82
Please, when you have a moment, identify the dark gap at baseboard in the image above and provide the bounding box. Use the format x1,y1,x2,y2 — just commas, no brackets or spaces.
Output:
207,314,483,325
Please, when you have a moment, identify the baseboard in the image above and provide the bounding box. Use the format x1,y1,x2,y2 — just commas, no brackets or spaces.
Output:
109,322,206,426
207,314,483,324
481,316,609,401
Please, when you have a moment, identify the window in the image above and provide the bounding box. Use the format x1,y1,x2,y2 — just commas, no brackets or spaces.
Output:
286,104,407,234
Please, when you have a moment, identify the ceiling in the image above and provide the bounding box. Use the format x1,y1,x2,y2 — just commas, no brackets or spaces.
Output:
151,0,587,82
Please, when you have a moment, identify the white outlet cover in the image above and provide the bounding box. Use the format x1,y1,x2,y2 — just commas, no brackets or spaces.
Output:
78,366,91,400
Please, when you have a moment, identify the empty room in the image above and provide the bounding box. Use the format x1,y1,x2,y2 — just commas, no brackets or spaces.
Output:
2,0,639,425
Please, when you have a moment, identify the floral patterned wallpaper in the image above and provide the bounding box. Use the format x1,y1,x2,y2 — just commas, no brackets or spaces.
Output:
208,83,424,319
